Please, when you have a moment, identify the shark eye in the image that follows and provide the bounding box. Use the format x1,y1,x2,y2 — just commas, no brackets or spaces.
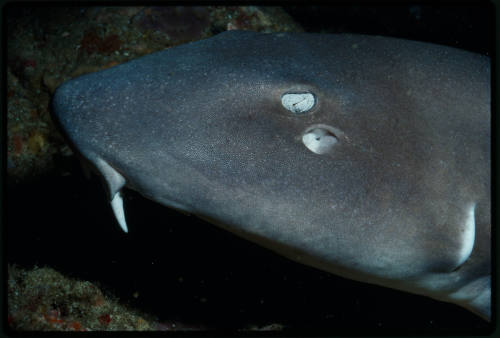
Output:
281,92,315,114
302,124,342,155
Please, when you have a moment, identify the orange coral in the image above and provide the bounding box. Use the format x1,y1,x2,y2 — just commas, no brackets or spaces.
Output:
80,30,122,55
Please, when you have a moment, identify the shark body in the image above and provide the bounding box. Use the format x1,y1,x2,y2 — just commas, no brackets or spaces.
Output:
51,31,491,320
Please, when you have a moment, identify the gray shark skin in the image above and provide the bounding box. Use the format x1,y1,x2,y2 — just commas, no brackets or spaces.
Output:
51,31,491,321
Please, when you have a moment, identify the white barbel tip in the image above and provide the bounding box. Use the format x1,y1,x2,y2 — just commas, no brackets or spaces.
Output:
111,191,128,233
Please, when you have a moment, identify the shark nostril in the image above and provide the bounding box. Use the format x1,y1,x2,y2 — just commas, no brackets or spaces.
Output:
302,124,342,155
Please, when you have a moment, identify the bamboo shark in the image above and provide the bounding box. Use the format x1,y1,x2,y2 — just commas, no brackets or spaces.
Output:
51,31,491,321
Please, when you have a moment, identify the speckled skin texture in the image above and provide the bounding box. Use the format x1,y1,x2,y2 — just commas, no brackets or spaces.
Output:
51,31,490,320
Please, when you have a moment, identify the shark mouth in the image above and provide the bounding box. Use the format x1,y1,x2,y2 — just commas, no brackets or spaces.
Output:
93,157,128,233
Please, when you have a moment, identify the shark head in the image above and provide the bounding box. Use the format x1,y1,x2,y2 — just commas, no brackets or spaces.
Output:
51,30,490,320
